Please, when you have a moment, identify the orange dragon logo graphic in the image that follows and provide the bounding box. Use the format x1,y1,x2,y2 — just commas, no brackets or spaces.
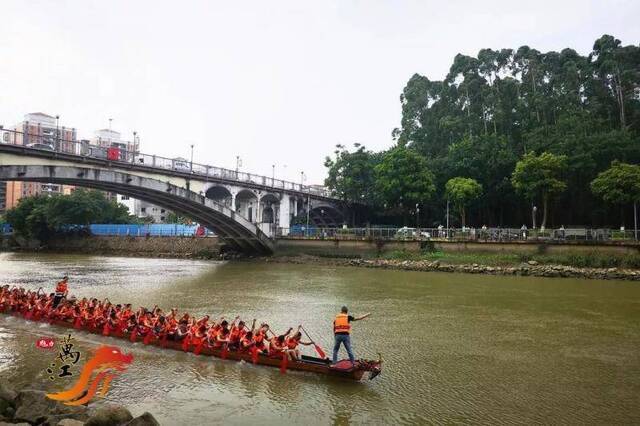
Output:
46,345,133,406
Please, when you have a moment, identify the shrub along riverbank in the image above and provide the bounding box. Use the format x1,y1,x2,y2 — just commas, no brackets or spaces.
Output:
264,251,640,281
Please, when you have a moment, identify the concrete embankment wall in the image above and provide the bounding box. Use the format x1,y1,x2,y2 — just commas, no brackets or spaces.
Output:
274,238,640,257
49,235,221,257
1,235,221,258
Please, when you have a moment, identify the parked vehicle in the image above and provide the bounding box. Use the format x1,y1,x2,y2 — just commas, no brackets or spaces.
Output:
394,227,430,239
26,142,54,151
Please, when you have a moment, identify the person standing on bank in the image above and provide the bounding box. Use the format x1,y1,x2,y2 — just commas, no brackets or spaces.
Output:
332,306,370,365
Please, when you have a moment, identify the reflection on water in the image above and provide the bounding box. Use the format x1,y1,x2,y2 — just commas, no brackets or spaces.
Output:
1,252,639,425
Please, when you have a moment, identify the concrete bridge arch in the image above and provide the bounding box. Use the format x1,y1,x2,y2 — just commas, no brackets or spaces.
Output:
0,165,274,254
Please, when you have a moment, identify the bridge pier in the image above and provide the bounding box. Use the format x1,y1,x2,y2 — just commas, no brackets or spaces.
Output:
279,194,291,235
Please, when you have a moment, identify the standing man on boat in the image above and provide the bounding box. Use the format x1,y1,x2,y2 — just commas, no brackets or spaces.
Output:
52,276,69,308
332,306,370,365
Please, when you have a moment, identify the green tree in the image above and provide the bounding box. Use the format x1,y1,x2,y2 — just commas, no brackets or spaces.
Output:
5,195,51,242
4,190,135,242
511,152,568,228
374,147,436,216
445,177,483,227
591,162,640,230
324,143,378,205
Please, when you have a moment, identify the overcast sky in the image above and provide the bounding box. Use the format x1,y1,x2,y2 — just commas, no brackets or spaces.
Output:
1,1,638,185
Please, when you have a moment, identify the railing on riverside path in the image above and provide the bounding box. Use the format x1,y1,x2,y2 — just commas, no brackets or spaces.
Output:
277,226,640,243
0,127,334,198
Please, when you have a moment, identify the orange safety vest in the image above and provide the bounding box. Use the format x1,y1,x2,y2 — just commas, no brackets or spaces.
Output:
55,281,67,294
286,337,299,350
333,313,351,334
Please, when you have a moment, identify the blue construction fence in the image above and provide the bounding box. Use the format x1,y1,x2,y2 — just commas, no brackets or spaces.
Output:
0,223,212,237
88,224,212,237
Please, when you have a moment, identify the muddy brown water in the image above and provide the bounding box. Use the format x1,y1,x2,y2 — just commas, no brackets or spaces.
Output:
1,252,639,425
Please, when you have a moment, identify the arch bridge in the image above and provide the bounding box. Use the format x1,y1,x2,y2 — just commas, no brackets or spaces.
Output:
0,144,347,253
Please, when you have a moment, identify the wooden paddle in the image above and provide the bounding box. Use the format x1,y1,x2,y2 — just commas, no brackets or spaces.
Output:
300,326,327,359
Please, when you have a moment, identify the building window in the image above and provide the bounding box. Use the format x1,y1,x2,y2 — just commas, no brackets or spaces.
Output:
121,196,129,200
141,207,146,213
161,209,165,213
160,216,165,222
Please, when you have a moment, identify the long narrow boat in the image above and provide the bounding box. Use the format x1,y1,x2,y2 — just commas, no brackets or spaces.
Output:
0,310,382,381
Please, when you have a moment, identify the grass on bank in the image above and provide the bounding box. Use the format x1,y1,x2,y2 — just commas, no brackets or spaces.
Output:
379,250,640,269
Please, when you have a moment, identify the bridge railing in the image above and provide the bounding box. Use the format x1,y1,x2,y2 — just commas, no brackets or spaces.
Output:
277,226,639,242
0,127,334,198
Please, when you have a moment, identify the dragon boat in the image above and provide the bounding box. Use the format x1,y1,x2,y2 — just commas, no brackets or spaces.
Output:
0,309,382,381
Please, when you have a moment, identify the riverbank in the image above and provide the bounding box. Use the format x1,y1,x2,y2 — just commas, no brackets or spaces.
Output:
0,383,159,426
262,253,640,281
0,235,223,260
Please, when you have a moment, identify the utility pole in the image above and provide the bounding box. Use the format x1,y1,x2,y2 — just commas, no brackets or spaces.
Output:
190,144,194,172
306,193,311,238
272,164,275,185
446,199,450,239
416,203,420,233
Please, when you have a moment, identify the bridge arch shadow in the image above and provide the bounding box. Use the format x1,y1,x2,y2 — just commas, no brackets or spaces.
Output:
0,165,273,254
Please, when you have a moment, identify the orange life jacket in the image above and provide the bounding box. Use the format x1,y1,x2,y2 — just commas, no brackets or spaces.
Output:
333,313,351,334
269,337,284,355
229,327,241,342
55,281,67,294
286,337,299,350
254,332,265,348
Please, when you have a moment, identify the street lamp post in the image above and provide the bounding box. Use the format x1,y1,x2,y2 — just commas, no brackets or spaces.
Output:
634,201,638,241
235,155,241,178
272,164,275,186
132,131,137,164
55,115,60,151
416,203,420,232
190,144,194,172
532,206,537,230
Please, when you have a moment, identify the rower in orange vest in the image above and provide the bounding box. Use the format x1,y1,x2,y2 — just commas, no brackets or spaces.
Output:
332,306,370,365
52,276,69,308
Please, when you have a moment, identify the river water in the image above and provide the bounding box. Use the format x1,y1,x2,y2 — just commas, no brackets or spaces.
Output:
0,252,639,425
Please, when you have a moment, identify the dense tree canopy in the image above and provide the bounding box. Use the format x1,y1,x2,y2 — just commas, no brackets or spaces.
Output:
325,34,640,228
5,190,135,241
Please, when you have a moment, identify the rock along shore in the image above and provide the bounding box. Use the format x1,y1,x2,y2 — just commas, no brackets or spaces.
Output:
261,255,640,281
0,383,160,426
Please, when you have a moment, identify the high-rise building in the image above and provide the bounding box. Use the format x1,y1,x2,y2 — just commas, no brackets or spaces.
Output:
0,182,6,213
4,113,77,210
